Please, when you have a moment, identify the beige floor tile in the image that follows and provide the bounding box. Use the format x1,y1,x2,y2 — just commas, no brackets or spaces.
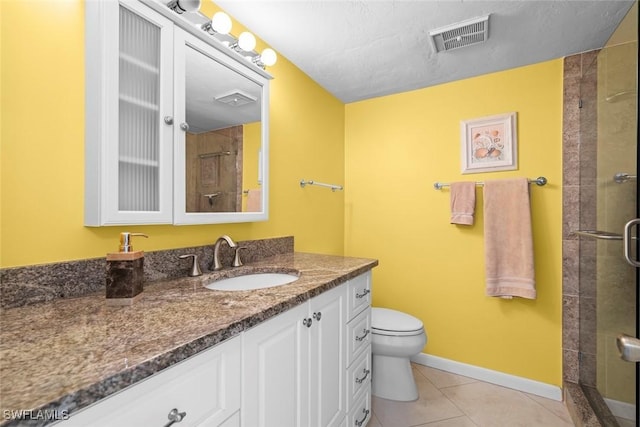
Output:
373,394,465,427
368,412,383,427
413,364,477,389
526,393,574,425
440,381,574,427
372,372,464,427
423,416,479,426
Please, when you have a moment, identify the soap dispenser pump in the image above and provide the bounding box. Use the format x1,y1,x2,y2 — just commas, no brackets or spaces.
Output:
106,232,149,306
119,232,148,253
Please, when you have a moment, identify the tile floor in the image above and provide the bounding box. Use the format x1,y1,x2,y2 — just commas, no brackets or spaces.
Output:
368,363,576,427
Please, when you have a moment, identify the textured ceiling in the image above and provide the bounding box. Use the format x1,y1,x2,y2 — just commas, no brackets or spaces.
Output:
215,0,635,103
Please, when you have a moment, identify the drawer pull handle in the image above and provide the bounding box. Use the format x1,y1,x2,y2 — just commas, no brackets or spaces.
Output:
164,408,186,427
355,289,370,299
354,408,370,426
355,368,370,384
355,329,370,342
303,318,313,327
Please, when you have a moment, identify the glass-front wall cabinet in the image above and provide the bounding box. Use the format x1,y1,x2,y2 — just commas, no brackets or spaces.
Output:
85,0,270,226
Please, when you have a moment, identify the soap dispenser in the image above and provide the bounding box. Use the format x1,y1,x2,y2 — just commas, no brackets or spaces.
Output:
106,232,148,306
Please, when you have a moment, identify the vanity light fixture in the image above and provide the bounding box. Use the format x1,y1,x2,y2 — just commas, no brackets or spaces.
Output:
165,3,277,69
167,0,201,14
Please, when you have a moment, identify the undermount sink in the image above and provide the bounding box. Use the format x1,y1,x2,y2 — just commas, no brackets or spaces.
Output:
205,272,299,291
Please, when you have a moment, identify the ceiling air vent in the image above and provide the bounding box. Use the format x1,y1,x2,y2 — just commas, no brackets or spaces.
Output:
429,14,490,53
214,90,257,107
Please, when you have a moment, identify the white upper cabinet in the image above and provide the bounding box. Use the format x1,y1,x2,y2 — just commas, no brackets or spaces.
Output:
85,0,271,226
85,0,174,225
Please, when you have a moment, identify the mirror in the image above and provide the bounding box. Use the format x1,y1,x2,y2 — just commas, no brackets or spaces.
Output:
173,30,270,224
184,44,262,213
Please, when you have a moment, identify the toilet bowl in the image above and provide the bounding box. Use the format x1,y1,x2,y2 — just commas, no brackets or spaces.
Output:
371,307,427,401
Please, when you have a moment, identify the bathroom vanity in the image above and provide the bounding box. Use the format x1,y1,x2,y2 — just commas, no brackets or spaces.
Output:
0,252,376,427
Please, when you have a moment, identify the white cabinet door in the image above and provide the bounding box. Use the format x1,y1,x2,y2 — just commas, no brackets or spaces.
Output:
85,0,174,225
309,285,347,427
61,336,241,427
242,303,310,427
241,284,348,427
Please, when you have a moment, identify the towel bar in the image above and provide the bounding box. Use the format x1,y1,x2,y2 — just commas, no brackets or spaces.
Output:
300,179,343,192
433,176,547,190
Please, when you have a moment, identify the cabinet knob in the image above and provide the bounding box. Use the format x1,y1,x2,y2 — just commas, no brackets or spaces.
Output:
180,122,190,132
163,408,186,427
313,311,322,321
164,116,174,125
303,317,313,328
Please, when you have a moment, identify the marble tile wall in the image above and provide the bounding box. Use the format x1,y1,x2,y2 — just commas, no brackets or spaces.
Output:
562,50,603,426
563,50,598,384
0,236,294,309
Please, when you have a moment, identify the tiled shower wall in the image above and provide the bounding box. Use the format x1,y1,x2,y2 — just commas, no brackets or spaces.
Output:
562,50,605,426
563,49,599,386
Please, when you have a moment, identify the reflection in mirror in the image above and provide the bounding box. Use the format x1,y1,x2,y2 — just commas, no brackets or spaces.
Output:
184,44,262,213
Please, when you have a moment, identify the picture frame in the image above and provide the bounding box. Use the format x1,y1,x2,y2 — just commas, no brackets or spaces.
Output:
460,112,518,174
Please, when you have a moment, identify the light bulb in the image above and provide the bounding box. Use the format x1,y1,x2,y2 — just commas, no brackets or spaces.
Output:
237,32,256,52
169,0,200,13
181,0,201,12
260,48,277,66
210,11,232,35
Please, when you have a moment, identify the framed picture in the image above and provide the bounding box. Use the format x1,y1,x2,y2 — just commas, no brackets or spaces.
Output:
460,112,517,174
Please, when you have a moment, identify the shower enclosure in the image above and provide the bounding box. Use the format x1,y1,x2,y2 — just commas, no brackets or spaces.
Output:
567,2,638,425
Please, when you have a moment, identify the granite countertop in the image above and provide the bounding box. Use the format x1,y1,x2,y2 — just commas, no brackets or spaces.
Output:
0,252,377,426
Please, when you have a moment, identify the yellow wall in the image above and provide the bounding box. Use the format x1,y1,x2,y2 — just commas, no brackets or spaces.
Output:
0,0,345,267
2,0,565,387
344,61,564,386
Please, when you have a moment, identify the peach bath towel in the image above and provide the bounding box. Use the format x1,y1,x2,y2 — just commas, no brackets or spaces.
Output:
483,178,536,299
450,182,476,225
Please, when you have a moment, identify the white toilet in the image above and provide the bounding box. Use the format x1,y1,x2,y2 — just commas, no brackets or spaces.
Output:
371,307,427,401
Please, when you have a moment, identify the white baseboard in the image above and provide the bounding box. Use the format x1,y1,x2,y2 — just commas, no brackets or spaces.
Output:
411,353,563,401
604,397,636,422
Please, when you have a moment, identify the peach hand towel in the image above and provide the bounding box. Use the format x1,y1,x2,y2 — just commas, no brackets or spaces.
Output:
246,189,261,212
483,178,536,299
450,182,476,225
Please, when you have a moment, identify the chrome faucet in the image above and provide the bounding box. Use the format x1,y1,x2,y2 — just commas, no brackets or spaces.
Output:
212,235,238,271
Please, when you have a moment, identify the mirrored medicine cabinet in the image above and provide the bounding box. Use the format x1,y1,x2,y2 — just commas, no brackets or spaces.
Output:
84,0,271,226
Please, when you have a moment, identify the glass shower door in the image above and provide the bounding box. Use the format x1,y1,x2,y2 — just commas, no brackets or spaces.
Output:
594,34,637,420
577,5,638,424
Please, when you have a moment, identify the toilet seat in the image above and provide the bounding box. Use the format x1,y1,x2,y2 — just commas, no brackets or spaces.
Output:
372,307,424,337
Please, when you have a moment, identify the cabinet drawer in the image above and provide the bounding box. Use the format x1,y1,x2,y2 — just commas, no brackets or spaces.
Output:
347,272,371,320
346,308,371,367
347,389,371,427
62,336,241,427
346,345,371,411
